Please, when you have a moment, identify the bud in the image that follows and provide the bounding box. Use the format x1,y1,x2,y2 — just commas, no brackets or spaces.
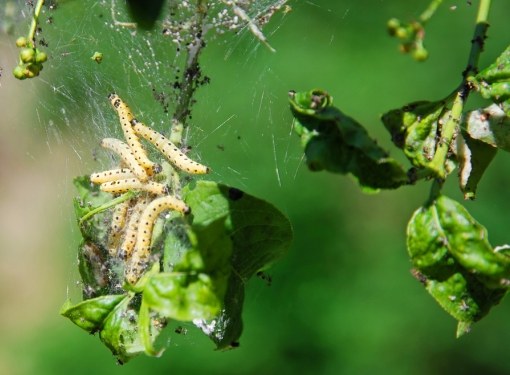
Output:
35,50,48,63
13,65,26,79
15,36,27,48
20,47,35,63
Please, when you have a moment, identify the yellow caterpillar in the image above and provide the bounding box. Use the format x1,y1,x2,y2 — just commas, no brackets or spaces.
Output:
100,178,169,195
125,195,190,284
90,168,135,184
100,138,148,182
108,93,161,175
107,199,132,257
131,118,210,175
118,197,150,260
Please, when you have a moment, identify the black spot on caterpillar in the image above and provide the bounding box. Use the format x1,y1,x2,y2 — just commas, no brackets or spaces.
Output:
131,118,210,175
125,195,190,284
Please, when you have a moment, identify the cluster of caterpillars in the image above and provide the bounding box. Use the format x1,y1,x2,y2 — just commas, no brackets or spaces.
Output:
90,93,209,284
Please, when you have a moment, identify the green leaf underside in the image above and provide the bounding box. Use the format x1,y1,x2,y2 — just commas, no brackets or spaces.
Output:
289,89,408,190
64,177,292,359
464,104,510,152
457,131,497,200
407,195,509,334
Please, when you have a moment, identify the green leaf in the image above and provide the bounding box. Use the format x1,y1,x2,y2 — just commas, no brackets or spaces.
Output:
143,272,223,321
457,131,497,200
434,196,510,288
182,180,292,348
60,295,125,333
99,294,165,364
67,178,291,356
73,176,113,243
381,100,446,172
407,195,509,333
289,89,408,190
472,45,510,103
464,103,510,151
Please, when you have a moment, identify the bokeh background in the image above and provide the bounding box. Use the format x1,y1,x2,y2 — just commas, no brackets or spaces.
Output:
1,1,510,374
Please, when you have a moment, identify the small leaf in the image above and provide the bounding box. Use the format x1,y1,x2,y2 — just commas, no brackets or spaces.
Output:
472,45,510,103
382,100,446,171
457,131,497,200
99,294,165,364
60,295,125,333
289,89,408,190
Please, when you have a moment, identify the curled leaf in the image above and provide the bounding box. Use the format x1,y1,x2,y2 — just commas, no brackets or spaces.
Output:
289,89,408,190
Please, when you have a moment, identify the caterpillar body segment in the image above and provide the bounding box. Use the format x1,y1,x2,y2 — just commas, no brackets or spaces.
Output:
118,197,150,260
108,93,161,175
100,138,148,182
107,199,132,257
125,195,190,284
131,119,210,175
90,168,136,184
100,178,169,195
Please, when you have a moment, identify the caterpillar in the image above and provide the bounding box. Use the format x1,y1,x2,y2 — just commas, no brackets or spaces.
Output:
125,195,190,284
108,93,161,175
131,119,210,175
90,168,135,184
100,138,148,182
107,199,131,257
100,178,169,195
118,197,150,260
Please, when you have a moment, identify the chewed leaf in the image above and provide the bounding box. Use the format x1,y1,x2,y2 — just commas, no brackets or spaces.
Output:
407,195,510,333
60,295,125,333
457,131,497,200
464,104,510,151
472,45,510,103
289,89,408,190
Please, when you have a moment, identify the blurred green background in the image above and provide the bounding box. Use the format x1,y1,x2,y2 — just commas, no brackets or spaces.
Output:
1,1,510,374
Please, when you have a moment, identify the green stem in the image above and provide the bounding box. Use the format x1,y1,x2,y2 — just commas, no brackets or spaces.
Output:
28,0,45,46
419,0,444,24
79,191,137,225
428,0,491,179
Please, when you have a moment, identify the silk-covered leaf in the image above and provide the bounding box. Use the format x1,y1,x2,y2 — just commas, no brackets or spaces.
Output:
289,89,408,190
